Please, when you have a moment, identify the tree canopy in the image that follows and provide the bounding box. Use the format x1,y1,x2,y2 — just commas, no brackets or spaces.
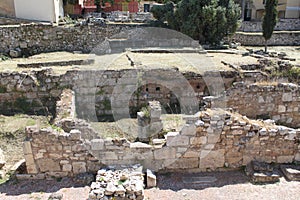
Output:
151,0,241,45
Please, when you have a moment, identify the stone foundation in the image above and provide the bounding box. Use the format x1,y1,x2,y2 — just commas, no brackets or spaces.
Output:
23,108,300,177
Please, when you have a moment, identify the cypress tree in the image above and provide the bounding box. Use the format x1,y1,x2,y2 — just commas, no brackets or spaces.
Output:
262,0,278,53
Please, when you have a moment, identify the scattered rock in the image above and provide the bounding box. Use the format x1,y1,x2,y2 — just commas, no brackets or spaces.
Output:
90,166,145,200
146,169,157,188
48,192,63,200
9,48,22,58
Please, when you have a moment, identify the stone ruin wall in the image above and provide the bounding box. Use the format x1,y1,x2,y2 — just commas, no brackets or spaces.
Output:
233,31,300,46
0,24,299,57
0,24,129,55
0,69,238,120
23,104,300,178
208,82,300,128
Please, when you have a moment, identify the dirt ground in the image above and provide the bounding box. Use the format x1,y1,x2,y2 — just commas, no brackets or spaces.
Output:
0,170,300,200
0,46,299,199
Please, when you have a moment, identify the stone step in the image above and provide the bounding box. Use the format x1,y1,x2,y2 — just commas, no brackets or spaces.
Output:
245,161,281,184
280,165,300,181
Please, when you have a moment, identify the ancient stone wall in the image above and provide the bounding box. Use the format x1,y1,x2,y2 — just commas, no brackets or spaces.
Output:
233,31,300,46
23,109,300,177
0,69,238,120
239,19,300,32
209,82,300,128
0,24,129,55
0,70,62,116
0,23,299,57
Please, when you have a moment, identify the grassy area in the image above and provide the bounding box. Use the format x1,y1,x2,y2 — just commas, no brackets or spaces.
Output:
0,115,49,168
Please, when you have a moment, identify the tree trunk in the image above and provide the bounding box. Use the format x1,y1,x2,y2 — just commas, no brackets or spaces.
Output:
264,39,268,53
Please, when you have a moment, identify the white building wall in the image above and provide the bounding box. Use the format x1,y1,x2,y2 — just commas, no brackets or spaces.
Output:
14,0,62,22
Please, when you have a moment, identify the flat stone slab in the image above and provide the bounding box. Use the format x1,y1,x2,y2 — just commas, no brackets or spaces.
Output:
246,161,281,184
280,165,300,181
183,176,217,184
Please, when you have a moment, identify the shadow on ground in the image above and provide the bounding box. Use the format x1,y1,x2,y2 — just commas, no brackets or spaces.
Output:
0,177,88,196
156,170,250,191
0,170,250,197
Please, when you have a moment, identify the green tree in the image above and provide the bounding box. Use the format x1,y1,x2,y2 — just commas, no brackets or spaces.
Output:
262,0,278,53
151,0,241,45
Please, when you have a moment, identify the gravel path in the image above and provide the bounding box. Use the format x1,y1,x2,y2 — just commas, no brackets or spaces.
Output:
0,170,299,200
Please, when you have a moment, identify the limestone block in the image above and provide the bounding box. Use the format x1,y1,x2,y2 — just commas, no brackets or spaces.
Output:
146,169,157,188
181,124,196,136
166,158,199,169
91,139,105,151
190,136,207,145
154,147,176,160
37,159,61,172
130,142,152,149
207,134,220,144
278,105,286,113
62,164,72,172
183,150,200,158
199,149,225,170
70,129,81,140
23,141,33,155
72,162,87,174
166,135,189,147
282,93,293,102
104,152,118,160
277,155,294,163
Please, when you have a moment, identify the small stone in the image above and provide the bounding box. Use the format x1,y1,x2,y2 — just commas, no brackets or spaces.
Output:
146,169,157,188
48,192,63,200
259,128,267,136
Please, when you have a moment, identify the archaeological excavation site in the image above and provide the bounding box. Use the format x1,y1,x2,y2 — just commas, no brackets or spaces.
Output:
0,23,300,200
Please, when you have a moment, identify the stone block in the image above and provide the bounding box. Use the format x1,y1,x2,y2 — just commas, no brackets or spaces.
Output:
130,142,152,149
103,152,118,160
278,105,286,113
190,136,207,145
165,132,179,140
23,141,33,155
199,149,225,170
146,169,157,188
37,159,61,172
181,124,196,136
277,155,294,163
154,148,176,160
91,139,105,151
62,164,72,172
72,162,87,174
166,135,189,147
166,158,199,169
183,150,200,158
207,134,220,144
282,93,293,102
70,129,81,140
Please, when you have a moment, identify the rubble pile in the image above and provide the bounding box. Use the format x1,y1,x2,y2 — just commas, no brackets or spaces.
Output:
89,166,145,200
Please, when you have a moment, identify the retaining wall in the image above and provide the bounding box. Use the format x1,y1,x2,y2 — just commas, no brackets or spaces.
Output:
209,82,300,128
233,31,300,46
